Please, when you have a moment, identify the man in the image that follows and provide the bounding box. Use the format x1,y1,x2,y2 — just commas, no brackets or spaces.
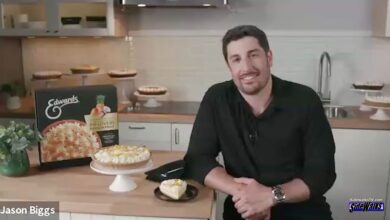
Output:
184,25,336,220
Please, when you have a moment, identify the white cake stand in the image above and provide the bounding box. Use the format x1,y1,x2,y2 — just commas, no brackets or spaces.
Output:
362,104,390,121
90,160,154,192
111,76,136,104
134,91,169,108
350,88,383,111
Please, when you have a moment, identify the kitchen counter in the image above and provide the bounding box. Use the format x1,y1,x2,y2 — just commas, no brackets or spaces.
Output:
0,150,214,219
1,97,390,129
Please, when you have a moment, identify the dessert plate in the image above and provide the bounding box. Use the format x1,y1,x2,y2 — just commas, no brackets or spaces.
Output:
154,184,198,202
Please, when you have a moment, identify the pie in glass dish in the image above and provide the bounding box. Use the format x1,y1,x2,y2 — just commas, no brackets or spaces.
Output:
41,120,101,162
92,145,151,169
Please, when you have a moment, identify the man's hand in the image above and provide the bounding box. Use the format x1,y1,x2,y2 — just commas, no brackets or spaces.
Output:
245,208,271,220
232,178,274,219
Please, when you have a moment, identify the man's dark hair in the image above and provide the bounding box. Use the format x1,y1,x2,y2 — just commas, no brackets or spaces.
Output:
222,25,270,62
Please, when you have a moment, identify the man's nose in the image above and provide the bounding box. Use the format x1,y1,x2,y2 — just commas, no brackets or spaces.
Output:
241,58,254,72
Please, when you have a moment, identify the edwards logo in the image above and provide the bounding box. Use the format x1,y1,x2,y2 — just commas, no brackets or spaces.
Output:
45,95,79,120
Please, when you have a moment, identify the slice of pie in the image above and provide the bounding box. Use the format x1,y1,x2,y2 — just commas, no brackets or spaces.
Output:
159,179,187,200
137,85,167,95
33,71,62,80
108,69,137,78
93,145,151,169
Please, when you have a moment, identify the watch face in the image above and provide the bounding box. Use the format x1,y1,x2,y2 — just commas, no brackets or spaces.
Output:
272,186,285,202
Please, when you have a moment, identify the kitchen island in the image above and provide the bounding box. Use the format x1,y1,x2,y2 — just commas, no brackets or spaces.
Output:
0,150,215,220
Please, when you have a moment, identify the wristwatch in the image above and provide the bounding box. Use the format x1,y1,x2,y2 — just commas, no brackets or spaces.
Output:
271,185,286,204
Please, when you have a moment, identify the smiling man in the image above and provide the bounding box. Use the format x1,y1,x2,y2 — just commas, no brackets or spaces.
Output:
184,25,336,220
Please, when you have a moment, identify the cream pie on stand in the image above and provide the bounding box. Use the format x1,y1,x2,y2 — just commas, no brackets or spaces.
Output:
350,82,384,111
134,85,169,108
90,145,153,192
363,95,390,121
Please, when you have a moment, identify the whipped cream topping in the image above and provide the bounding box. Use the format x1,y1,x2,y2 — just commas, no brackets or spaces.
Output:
94,145,150,164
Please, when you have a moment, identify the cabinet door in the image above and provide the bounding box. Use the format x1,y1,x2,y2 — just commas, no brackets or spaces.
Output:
119,122,171,151
373,0,390,37
0,0,125,36
0,0,51,36
55,0,115,37
325,129,390,220
171,123,193,152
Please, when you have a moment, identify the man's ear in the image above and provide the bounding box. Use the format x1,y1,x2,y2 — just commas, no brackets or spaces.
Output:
267,49,273,67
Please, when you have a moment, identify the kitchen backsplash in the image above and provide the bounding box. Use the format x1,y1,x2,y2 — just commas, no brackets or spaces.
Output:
0,38,23,84
22,33,390,105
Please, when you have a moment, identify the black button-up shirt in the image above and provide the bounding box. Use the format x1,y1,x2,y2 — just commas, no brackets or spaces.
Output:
184,75,336,218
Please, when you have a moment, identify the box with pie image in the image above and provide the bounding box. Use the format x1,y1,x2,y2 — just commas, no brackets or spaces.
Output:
35,85,118,168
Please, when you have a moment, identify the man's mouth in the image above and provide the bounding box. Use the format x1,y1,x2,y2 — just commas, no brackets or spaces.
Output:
240,72,259,83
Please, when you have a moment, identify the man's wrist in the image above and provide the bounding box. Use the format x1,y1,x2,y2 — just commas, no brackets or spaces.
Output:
271,185,286,204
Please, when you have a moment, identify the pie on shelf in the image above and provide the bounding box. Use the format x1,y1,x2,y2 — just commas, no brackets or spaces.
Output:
137,85,168,95
92,145,151,169
352,82,384,90
108,69,137,78
71,64,99,74
41,120,101,162
159,179,187,200
33,71,62,80
364,96,390,108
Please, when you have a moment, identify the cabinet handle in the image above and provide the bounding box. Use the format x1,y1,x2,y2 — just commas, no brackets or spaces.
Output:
175,128,179,145
54,30,58,33
46,30,50,33
128,125,145,130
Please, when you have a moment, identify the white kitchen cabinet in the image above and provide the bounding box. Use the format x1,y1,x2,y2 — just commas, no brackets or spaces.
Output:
0,0,127,37
373,0,390,36
171,123,193,152
119,122,172,151
325,129,390,220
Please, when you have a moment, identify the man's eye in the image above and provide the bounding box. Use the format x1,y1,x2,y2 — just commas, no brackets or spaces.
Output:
231,58,240,63
250,53,259,58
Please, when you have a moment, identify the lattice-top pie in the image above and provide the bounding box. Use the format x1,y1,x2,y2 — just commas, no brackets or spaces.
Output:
41,120,101,162
93,145,151,169
137,85,167,95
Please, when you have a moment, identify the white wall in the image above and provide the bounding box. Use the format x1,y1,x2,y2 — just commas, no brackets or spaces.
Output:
126,0,390,104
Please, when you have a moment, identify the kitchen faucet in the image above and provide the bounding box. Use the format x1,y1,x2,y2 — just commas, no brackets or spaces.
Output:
318,51,331,104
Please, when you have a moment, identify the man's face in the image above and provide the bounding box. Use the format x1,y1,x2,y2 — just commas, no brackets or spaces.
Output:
226,36,273,95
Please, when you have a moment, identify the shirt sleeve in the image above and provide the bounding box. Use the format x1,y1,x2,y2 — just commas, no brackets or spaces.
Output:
184,89,221,184
299,91,337,198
